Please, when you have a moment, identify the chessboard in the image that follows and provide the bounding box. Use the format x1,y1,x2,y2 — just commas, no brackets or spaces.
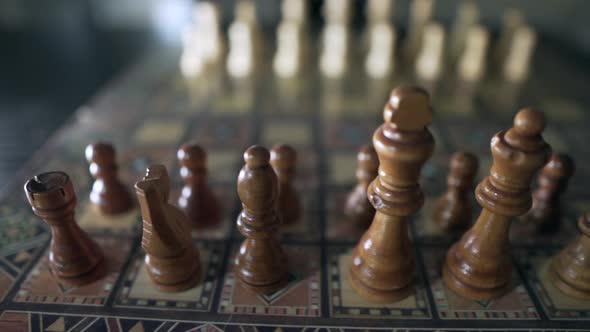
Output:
1,0,590,331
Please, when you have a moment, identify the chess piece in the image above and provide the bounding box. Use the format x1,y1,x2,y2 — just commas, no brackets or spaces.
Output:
135,165,201,292
273,21,307,78
415,22,446,83
323,0,352,25
85,142,133,215
25,171,104,285
320,23,349,79
404,0,434,60
281,0,307,24
365,22,397,79
448,1,479,62
503,24,536,83
443,109,551,301
177,143,220,229
550,213,590,299
494,9,524,68
235,146,288,294
345,144,379,228
434,152,479,232
270,144,301,226
525,153,574,233
367,0,393,25
227,0,261,78
349,86,435,303
457,25,489,83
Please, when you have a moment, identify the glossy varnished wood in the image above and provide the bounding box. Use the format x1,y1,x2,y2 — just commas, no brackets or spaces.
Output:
85,142,133,215
525,153,574,233
345,144,379,229
550,213,590,299
235,145,288,294
25,171,105,285
270,144,301,226
443,109,551,301
434,151,479,232
349,86,435,303
177,142,221,229
135,165,201,292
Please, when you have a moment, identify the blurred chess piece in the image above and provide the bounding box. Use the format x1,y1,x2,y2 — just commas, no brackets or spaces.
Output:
345,144,379,228
180,2,224,78
274,21,307,78
227,0,262,78
365,22,397,79
549,213,590,299
282,0,307,24
323,0,352,25
503,24,536,83
415,22,445,87
367,0,393,25
448,1,479,64
404,0,434,61
270,144,301,226
493,9,524,68
320,24,349,79
457,25,489,83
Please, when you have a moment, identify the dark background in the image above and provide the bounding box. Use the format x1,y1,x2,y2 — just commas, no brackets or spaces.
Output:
0,0,588,187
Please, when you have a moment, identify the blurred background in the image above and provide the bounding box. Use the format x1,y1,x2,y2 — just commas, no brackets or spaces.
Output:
0,0,589,185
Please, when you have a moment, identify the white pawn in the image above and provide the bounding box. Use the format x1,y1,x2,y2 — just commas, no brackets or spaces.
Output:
503,25,536,83
274,21,306,78
226,1,261,78
323,0,352,25
415,22,445,82
367,0,393,25
365,23,397,79
457,25,489,83
320,24,349,78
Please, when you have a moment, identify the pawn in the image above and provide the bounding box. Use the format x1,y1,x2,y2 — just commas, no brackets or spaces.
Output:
270,144,301,226
135,165,200,292
177,143,220,229
550,213,590,299
85,142,133,215
344,144,379,228
25,171,105,285
525,153,574,233
434,152,479,232
235,146,288,294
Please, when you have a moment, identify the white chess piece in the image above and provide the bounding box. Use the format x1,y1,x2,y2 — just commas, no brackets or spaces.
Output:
458,25,489,82
320,24,349,78
503,25,536,83
415,22,445,82
365,23,396,79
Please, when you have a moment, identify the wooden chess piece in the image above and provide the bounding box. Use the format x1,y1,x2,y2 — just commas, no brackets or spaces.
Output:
177,142,221,229
135,165,201,292
524,153,574,233
443,109,551,301
235,145,289,294
549,212,590,299
24,171,105,285
270,144,301,226
344,144,379,228
349,86,435,303
434,152,479,232
85,142,133,215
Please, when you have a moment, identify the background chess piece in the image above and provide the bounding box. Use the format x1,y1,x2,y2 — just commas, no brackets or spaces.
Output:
135,165,201,292
25,171,104,285
443,109,551,301
177,142,221,229
349,86,435,303
270,144,301,226
345,144,379,228
434,152,479,232
85,142,133,215
524,153,574,233
550,212,590,299
235,146,288,294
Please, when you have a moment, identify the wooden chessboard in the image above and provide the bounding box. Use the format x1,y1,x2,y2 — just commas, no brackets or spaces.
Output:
1,36,590,331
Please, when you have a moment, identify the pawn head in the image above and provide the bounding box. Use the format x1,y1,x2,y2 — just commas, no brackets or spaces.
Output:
450,151,479,177
513,108,545,137
358,144,378,168
85,142,115,164
244,145,270,169
270,144,296,168
544,153,574,178
384,86,432,130
177,142,206,167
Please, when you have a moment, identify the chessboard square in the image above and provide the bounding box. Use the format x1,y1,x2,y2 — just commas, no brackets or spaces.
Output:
0,268,14,301
14,236,131,306
262,122,312,146
77,203,140,235
218,245,321,317
133,120,187,145
328,153,357,185
421,247,539,320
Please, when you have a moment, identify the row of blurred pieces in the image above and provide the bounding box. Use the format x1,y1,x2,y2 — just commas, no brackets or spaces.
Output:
179,0,536,85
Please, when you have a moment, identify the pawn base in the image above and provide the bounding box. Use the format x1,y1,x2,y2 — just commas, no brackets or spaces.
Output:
549,264,590,300
348,268,413,304
51,258,106,287
442,262,510,301
237,273,289,295
151,270,201,293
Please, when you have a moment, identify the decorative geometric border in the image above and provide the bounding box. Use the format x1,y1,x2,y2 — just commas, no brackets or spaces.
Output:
114,240,224,311
327,246,431,319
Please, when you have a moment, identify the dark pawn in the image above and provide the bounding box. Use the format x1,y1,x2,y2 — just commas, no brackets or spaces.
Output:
525,153,574,233
345,144,379,228
270,144,301,226
85,142,133,215
550,212,590,299
177,142,220,229
25,171,105,285
135,165,201,292
434,152,479,232
235,145,288,294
